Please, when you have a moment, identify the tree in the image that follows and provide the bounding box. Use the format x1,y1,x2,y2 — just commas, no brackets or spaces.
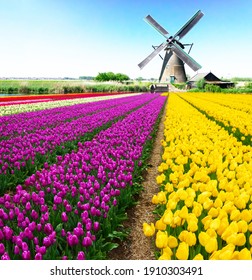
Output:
95,72,129,82
115,73,130,82
196,78,206,90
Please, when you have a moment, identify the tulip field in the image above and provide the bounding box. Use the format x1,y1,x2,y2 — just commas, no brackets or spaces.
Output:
1,91,252,260
143,92,252,260
0,92,166,259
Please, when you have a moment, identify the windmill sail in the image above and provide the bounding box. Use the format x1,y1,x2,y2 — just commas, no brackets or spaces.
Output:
173,10,204,40
144,15,169,37
158,51,173,82
138,41,167,69
171,42,201,71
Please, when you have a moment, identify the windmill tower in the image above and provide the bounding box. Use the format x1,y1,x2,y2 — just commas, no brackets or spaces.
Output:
138,10,204,83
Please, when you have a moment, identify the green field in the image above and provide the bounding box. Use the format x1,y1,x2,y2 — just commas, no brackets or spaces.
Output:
0,79,151,94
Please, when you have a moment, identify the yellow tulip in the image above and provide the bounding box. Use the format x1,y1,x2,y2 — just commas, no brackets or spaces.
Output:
208,207,219,218
186,232,197,246
237,220,248,233
209,217,221,230
218,208,228,219
209,251,221,260
240,209,252,223
167,235,178,248
231,251,239,260
218,244,235,260
143,222,155,237
155,219,167,231
226,233,237,245
156,191,167,204
221,222,238,240
192,203,203,217
162,246,173,256
187,219,198,232
178,230,188,242
206,228,217,238
162,209,173,225
155,230,168,248
214,197,223,208
230,209,241,221
156,173,166,185
179,206,189,219
235,233,246,246
177,189,188,200
165,183,174,193
201,215,212,230
216,218,229,236
166,199,177,210
175,242,189,260
158,252,172,260
172,215,182,227
193,254,204,260
185,197,194,208
219,249,233,260
151,195,159,204
234,197,246,209
238,248,252,260
205,237,218,253
199,232,210,247
203,198,214,210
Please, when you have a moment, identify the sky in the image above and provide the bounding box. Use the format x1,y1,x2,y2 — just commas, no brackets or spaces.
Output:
0,0,251,79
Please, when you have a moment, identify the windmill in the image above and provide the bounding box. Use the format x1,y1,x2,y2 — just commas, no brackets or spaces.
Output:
138,10,204,83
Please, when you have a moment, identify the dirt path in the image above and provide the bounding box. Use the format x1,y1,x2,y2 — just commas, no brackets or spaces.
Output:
108,98,167,260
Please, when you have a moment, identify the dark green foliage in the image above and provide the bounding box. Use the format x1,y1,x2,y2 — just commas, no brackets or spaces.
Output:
95,72,130,82
196,78,206,90
204,84,222,92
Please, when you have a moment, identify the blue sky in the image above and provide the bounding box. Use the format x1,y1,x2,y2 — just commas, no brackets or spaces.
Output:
0,0,251,79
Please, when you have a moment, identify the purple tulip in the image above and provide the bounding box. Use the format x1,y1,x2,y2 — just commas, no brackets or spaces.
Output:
1,252,10,260
67,234,79,246
82,236,92,247
61,212,68,223
3,226,13,240
35,253,43,260
22,250,31,260
14,245,20,255
0,243,5,254
93,222,100,231
39,246,46,255
77,251,85,260
44,223,53,234
43,237,51,247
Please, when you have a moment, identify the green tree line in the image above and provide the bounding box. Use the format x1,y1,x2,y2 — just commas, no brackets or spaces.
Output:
95,72,130,82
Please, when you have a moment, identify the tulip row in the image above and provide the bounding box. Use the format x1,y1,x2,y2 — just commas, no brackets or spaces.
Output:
177,93,252,144
0,93,142,139
0,94,154,194
143,93,252,260
182,92,252,114
0,94,166,259
0,93,140,116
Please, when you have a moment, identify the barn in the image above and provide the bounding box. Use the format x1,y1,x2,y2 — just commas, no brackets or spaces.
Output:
187,72,234,89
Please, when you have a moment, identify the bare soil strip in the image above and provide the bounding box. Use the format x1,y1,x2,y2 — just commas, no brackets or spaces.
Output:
108,99,167,260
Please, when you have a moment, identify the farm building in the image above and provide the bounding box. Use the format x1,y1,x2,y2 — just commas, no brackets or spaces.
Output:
187,72,234,89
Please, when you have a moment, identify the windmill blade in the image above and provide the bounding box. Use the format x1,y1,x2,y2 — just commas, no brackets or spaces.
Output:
171,42,201,71
173,10,204,40
138,41,167,69
144,15,169,38
158,50,173,82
